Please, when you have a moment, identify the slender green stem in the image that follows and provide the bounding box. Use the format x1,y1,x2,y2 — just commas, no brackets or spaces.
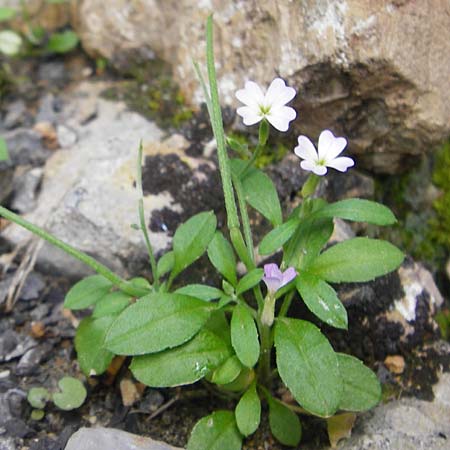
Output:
279,290,295,318
137,142,159,289
0,205,148,297
258,323,273,388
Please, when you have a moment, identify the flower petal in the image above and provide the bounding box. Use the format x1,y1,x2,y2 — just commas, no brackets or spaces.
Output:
281,268,297,287
265,106,296,132
236,80,264,108
263,277,281,293
326,156,354,172
301,159,327,175
317,129,336,161
264,263,281,280
265,78,296,109
325,137,348,162
237,106,262,126
294,135,318,162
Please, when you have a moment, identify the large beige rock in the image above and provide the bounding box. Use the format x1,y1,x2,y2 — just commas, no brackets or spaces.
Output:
72,0,450,174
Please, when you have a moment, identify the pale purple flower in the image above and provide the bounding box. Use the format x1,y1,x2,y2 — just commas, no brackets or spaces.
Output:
236,78,296,132
294,129,354,176
262,263,297,294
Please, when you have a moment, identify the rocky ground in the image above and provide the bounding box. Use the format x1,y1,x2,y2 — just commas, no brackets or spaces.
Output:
1,50,450,450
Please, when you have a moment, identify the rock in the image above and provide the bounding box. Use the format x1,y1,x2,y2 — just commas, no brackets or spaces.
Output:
64,427,182,450
10,167,43,214
384,355,405,375
72,1,450,174
2,82,168,279
337,372,450,450
0,330,37,363
19,271,46,301
56,125,77,148
2,100,27,130
2,129,50,167
0,437,16,450
36,93,60,124
15,343,51,376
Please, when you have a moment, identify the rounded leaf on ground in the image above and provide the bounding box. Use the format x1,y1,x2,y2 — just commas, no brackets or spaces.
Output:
52,377,86,411
130,329,230,387
275,318,342,417
105,293,214,355
64,275,113,310
268,397,302,447
75,316,116,376
187,410,242,450
309,237,404,283
231,305,260,368
235,383,261,436
337,353,381,411
27,387,50,409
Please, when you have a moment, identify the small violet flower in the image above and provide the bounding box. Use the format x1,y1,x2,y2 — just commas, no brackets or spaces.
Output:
236,78,296,132
294,129,354,176
262,263,297,294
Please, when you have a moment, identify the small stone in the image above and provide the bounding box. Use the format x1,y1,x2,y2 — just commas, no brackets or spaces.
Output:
0,437,16,450
30,322,46,339
57,125,77,148
3,129,50,166
139,389,164,413
33,122,58,150
384,355,406,374
3,100,26,130
64,427,182,450
16,344,51,376
11,168,43,214
119,378,141,407
0,331,37,363
36,93,59,124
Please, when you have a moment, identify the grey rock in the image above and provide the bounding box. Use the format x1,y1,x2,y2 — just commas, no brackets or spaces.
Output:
2,129,49,167
3,100,26,130
11,167,43,214
64,427,182,450
338,372,450,450
0,330,37,363
56,125,77,148
36,93,59,124
15,343,51,376
19,271,46,301
0,437,16,450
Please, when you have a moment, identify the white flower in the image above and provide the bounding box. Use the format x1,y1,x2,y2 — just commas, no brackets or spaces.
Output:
236,78,296,132
294,129,354,176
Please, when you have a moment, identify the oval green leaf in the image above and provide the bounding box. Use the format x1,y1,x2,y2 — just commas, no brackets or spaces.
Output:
175,284,223,301
211,355,243,385
231,305,260,368
173,211,217,277
52,377,86,411
27,387,50,409
296,274,348,330
268,397,302,447
46,30,79,54
337,353,381,411
131,330,231,387
275,318,342,417
207,231,237,286
64,275,113,310
75,316,115,376
259,218,300,255
92,291,131,318
235,383,261,437
0,8,16,22
235,268,263,295
314,199,397,226
157,250,174,276
187,410,242,450
309,237,404,283
105,293,213,355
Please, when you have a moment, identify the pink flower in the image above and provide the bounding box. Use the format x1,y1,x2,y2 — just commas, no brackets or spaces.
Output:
262,263,297,294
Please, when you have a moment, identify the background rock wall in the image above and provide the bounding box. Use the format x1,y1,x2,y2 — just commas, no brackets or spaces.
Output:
70,0,450,174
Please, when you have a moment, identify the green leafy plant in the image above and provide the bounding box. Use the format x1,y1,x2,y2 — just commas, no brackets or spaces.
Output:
0,16,404,449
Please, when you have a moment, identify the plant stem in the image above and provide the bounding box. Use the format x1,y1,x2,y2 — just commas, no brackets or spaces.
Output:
137,142,159,290
279,290,295,318
258,321,273,388
0,205,148,298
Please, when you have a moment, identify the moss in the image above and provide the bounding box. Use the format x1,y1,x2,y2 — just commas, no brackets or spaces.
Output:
101,58,194,130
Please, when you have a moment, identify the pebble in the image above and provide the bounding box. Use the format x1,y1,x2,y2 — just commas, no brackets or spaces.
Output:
56,125,77,148
0,437,17,450
11,168,43,214
15,344,51,376
3,100,26,130
64,427,182,450
384,355,406,374
0,330,37,363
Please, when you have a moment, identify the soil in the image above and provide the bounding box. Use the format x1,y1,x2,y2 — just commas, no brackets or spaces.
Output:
1,50,449,450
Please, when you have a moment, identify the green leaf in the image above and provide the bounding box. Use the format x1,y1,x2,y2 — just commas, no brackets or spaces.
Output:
129,276,152,291
0,8,16,22
231,159,282,227
175,284,223,301
92,291,131,318
220,367,255,393
157,251,174,276
204,310,231,346
173,211,217,277
296,274,347,329
64,275,113,310
0,30,22,56
105,293,213,355
337,353,381,411
75,316,115,376
211,355,243,385
235,383,261,436
231,305,259,368
259,218,300,255
207,232,237,286
284,217,334,269
52,377,86,411
187,410,242,450
27,387,50,409
309,237,404,283
235,268,263,295
268,397,302,447
46,30,79,54
0,137,9,161
131,329,230,387
275,318,342,417
314,199,397,226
